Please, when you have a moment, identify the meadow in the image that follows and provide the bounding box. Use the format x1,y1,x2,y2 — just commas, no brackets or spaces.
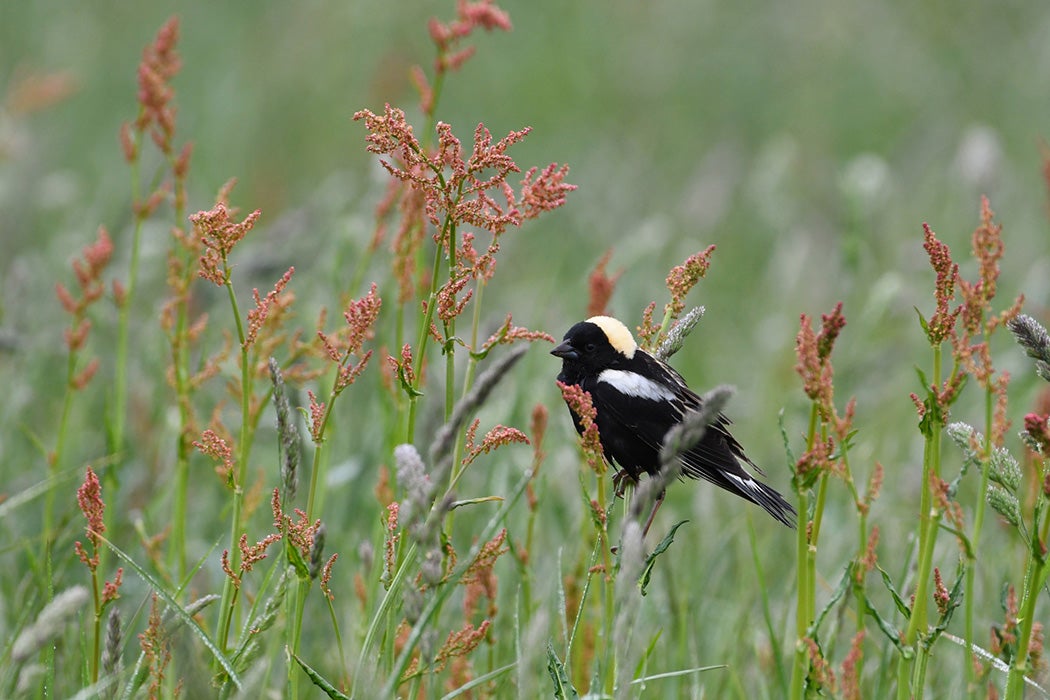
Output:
2,2,1050,698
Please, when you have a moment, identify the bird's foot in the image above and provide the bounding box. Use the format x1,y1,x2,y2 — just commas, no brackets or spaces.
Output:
612,470,637,499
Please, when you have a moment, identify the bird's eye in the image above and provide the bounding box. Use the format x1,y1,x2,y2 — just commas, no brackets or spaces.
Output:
584,343,597,353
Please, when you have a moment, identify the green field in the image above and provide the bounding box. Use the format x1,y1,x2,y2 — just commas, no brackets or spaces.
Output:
2,2,1050,698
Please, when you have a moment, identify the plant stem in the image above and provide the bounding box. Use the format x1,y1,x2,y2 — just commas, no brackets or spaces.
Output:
90,569,101,683
789,402,819,700
964,385,995,694
899,345,944,700
215,261,252,652
1005,502,1050,698
406,238,447,443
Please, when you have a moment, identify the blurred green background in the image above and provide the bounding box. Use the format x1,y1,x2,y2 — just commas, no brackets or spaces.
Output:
3,0,1050,695
4,0,1049,494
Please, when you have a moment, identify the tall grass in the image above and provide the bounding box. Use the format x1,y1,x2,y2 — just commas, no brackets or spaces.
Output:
2,3,1049,699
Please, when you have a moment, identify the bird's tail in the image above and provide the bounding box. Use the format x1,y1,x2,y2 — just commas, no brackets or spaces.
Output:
742,479,796,528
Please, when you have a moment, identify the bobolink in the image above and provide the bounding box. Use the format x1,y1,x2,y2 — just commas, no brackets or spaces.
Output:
552,315,795,527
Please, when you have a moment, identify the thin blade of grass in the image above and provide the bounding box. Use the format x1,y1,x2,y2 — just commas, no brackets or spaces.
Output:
747,513,786,691
630,665,727,683
97,534,242,690
439,661,516,700
379,465,533,696
291,649,350,699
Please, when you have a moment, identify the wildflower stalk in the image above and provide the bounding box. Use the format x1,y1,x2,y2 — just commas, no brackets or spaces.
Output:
444,221,459,421
789,402,818,700
1005,313,1050,697
212,257,254,652
597,467,616,698
111,138,147,459
789,302,847,699
163,165,196,579
305,379,337,522
47,347,79,545
898,346,944,700
406,236,448,443
1005,500,1050,697
963,385,994,691
380,466,531,697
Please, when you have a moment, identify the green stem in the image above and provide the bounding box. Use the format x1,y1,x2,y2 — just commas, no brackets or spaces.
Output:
789,402,819,700
1006,503,1050,698
46,350,78,547
90,569,101,683
287,578,307,700
422,70,446,144
406,240,447,443
350,541,417,699
443,219,458,422
596,470,615,697
215,262,252,652
111,138,144,458
899,345,944,700
167,172,193,579
964,385,995,694
112,216,142,456
306,378,339,522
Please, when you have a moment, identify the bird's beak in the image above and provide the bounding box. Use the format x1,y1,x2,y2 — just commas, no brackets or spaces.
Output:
550,341,578,360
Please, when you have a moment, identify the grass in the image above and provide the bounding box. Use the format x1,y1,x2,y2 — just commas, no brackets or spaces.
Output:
2,1,1050,698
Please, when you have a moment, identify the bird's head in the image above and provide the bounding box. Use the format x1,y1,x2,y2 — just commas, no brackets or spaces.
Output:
551,315,638,373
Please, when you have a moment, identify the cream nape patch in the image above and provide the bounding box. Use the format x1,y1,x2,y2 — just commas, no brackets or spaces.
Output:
586,315,637,358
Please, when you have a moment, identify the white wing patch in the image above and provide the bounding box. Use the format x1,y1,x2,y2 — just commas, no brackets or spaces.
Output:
725,472,763,493
598,369,677,402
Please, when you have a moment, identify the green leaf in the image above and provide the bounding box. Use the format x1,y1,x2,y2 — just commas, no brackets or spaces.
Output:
877,565,912,619
449,495,504,510
396,363,424,398
291,650,350,699
914,307,930,335
937,521,974,560
914,365,929,390
859,589,908,656
808,564,853,637
639,520,689,596
547,642,579,699
777,409,796,472
286,537,311,581
633,629,664,680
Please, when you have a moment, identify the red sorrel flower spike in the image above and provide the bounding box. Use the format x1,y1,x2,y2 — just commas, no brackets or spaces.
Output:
191,203,261,286
921,222,960,345
519,163,576,220
135,17,181,155
76,467,106,540
427,1,512,76
557,381,604,474
1024,412,1050,454
193,429,235,483
320,553,338,601
244,267,295,350
587,250,623,318
664,245,715,319
817,302,847,362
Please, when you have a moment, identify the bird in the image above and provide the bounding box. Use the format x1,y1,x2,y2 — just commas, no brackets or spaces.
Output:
551,315,795,528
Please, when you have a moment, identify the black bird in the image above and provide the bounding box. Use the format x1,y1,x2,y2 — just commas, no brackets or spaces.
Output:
552,315,795,527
